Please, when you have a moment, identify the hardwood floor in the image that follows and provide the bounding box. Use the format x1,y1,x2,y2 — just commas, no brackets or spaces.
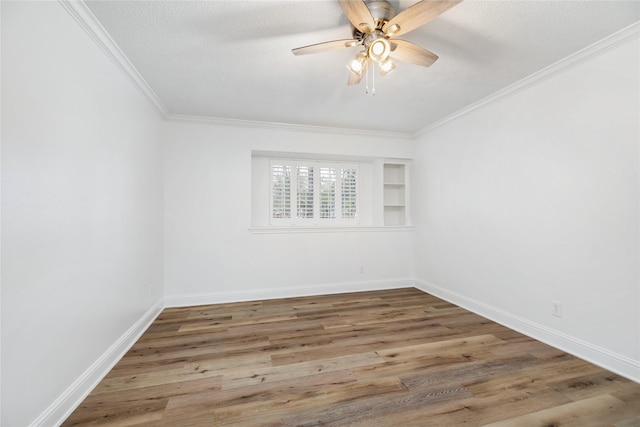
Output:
63,288,640,426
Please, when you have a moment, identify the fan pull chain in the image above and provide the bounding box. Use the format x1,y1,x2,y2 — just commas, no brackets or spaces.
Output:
372,62,376,95
365,62,376,95
365,62,370,95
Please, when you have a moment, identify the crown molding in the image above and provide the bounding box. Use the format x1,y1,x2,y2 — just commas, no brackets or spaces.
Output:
57,1,638,140
58,0,169,118
414,21,640,137
58,0,411,138
166,113,414,139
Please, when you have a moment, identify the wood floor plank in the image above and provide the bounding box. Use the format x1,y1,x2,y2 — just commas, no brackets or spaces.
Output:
407,391,574,427
481,394,626,427
549,370,637,401
117,334,271,365
63,288,640,426
63,398,168,426
220,351,384,390
269,322,455,366
91,365,223,395
159,369,360,425
279,373,472,426
211,376,408,426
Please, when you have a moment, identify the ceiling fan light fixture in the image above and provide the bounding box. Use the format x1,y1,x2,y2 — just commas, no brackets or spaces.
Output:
292,0,462,89
347,52,368,76
385,23,401,36
368,38,390,62
378,57,397,76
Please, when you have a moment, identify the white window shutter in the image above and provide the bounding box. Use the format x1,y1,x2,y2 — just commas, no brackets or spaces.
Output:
296,166,314,219
319,167,336,219
341,168,358,219
271,159,359,225
271,164,291,219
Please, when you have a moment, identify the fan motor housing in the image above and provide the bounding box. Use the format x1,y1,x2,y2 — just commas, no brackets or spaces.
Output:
365,0,396,26
353,0,396,39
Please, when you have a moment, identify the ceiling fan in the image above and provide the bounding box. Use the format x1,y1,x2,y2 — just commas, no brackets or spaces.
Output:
292,0,461,86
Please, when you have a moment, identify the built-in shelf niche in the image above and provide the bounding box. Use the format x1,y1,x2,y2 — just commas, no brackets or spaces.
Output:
383,163,408,226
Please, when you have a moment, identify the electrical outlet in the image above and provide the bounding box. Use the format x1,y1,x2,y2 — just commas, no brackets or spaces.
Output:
360,265,364,274
552,301,563,318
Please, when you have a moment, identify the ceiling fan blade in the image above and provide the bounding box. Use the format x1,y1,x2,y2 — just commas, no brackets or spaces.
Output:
348,59,369,86
389,39,438,67
338,0,376,33
383,0,462,37
292,39,360,55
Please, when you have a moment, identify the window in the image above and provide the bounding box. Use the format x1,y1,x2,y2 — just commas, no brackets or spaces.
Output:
270,160,359,225
252,151,410,230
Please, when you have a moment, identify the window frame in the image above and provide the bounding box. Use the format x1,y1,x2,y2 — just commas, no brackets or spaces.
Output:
269,159,360,226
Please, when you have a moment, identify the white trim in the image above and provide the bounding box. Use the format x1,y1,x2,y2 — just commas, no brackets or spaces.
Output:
415,21,640,137
167,113,413,139
30,299,165,427
414,279,640,383
252,151,398,163
164,279,413,308
58,0,168,118
249,225,414,234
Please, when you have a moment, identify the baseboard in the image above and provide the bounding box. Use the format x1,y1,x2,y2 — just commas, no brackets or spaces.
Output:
414,279,640,383
165,278,414,307
30,299,165,427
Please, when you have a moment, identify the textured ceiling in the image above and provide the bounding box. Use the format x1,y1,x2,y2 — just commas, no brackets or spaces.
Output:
85,0,640,134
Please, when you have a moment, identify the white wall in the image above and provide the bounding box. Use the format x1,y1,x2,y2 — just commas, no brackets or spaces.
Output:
1,2,164,426
164,121,415,305
413,35,639,380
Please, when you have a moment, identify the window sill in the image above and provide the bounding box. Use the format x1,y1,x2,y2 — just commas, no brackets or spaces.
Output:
249,225,414,234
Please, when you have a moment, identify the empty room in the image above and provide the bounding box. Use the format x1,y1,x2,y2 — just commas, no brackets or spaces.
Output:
2,0,639,425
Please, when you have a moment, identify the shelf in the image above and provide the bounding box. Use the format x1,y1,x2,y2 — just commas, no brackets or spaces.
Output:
384,206,405,226
383,164,405,185
383,163,407,226
383,184,405,206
